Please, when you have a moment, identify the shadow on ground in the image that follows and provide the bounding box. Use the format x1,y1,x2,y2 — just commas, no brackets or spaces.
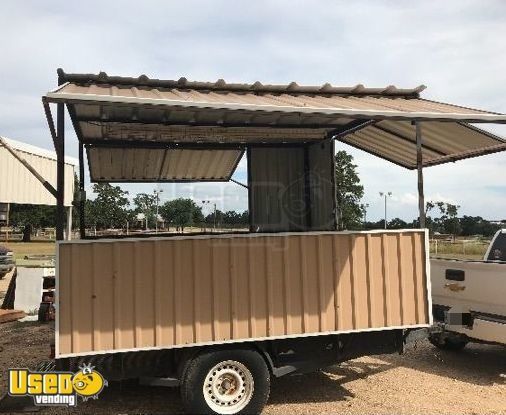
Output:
381,340,506,386
269,359,393,405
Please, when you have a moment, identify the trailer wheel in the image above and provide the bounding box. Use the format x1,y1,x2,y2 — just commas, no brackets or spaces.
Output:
181,349,270,415
429,333,468,351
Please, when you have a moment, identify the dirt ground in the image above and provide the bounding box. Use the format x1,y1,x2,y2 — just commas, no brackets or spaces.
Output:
0,321,504,414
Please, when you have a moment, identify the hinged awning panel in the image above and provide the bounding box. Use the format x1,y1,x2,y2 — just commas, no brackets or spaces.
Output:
86,147,243,182
338,120,506,169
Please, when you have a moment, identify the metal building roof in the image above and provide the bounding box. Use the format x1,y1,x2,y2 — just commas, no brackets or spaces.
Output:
43,70,506,180
0,137,77,206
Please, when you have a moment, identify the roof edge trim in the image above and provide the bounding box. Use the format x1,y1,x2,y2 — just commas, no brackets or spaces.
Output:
56,69,425,97
44,91,506,123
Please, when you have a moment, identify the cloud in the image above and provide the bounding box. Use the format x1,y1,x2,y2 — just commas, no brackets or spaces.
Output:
1,0,505,218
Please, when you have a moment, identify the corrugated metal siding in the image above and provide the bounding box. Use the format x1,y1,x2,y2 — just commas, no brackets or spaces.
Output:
57,230,430,357
249,147,306,231
0,145,75,206
56,83,494,117
87,147,242,182
308,140,335,230
340,120,506,169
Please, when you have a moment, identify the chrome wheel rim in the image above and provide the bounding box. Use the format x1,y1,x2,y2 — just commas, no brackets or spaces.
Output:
203,360,254,414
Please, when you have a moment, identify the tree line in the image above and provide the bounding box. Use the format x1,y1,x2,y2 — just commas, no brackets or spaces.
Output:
6,151,504,237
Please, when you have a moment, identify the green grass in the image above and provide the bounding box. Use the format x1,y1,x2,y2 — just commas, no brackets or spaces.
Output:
429,241,488,260
2,241,56,262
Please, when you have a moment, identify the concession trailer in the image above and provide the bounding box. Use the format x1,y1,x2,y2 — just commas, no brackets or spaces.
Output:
43,69,506,414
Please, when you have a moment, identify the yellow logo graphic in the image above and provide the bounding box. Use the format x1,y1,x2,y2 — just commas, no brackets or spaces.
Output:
8,364,107,407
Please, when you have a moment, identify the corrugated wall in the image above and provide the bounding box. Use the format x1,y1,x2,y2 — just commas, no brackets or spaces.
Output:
308,140,336,230
249,147,306,231
57,230,430,357
0,146,75,206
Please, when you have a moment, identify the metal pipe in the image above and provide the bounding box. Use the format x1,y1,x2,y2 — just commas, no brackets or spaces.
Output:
78,141,86,239
416,121,426,228
230,178,248,189
379,192,392,229
56,72,66,241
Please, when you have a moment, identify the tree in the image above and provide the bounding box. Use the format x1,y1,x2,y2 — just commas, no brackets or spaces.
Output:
9,204,56,229
160,198,203,232
388,218,409,229
426,201,461,237
133,193,157,229
335,151,364,230
86,183,130,229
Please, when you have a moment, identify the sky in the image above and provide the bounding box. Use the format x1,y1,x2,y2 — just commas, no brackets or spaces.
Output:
1,0,505,220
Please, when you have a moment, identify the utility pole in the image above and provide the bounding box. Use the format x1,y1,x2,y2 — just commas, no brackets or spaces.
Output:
213,203,217,231
379,192,392,229
154,189,163,233
202,200,210,232
363,203,370,228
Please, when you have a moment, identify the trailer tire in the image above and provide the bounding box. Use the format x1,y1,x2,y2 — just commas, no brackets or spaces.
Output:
429,333,468,351
180,349,270,415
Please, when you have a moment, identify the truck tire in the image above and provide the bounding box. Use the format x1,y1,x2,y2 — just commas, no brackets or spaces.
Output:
429,333,468,351
38,303,50,322
180,349,270,415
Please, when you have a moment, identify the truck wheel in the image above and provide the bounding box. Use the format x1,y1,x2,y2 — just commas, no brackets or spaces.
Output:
181,349,270,415
429,333,468,351
38,303,50,322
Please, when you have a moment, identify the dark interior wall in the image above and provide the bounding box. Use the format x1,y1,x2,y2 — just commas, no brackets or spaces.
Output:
248,143,336,232
308,139,336,231
248,147,305,232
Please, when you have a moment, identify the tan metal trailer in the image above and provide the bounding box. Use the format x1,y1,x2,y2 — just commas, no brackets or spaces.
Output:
43,69,506,414
57,230,429,357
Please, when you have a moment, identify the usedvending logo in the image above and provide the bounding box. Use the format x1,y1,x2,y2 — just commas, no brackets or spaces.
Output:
8,364,107,407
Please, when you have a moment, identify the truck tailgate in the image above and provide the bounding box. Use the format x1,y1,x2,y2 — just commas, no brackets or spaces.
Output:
431,259,506,317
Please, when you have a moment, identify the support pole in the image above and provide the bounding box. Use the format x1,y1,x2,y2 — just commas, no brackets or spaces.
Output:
66,206,73,241
78,141,86,239
56,75,65,241
415,121,426,228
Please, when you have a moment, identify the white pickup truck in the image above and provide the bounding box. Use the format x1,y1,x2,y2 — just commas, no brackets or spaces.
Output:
430,229,506,350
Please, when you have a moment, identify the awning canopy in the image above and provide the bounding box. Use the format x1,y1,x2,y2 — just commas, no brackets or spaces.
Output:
43,70,506,181
335,120,506,169
87,147,243,182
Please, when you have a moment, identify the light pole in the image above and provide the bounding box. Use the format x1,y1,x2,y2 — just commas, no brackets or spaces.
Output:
379,192,392,229
213,203,217,231
202,200,211,232
363,203,370,227
153,189,163,233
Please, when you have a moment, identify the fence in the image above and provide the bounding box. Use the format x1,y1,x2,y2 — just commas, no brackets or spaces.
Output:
429,239,489,258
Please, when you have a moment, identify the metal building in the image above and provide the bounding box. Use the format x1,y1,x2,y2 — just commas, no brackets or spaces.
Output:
0,136,77,236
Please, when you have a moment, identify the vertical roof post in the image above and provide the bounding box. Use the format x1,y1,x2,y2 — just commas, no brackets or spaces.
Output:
415,121,426,229
78,141,86,239
56,71,66,241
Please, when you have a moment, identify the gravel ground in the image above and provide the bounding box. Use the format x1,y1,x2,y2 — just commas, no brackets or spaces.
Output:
0,321,505,414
